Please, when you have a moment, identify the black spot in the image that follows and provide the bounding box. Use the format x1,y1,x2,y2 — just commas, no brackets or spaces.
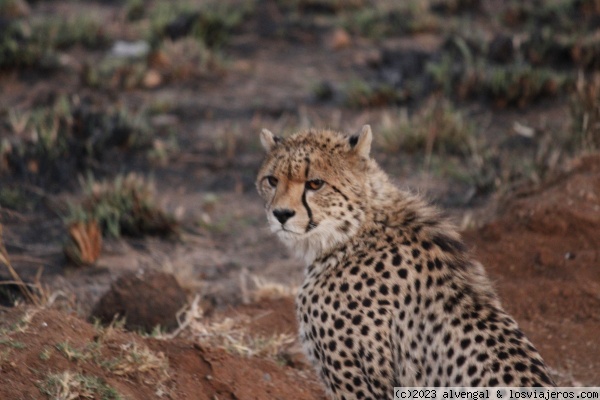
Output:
361,325,370,335
421,241,432,250
375,262,384,272
412,249,421,258
352,315,362,325
392,254,402,266
515,362,527,372
362,298,372,307
460,338,471,349
456,355,466,367
392,284,400,295
354,282,363,291
334,319,344,329
340,283,349,292
443,333,451,345
344,337,354,349
329,341,337,351
379,285,389,295
350,266,360,275
366,278,376,286
348,301,358,310
349,135,359,147
467,365,477,376
398,269,408,279
503,373,514,385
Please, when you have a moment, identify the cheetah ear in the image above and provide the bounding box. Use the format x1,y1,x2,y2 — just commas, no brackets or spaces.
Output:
349,125,372,158
260,129,281,152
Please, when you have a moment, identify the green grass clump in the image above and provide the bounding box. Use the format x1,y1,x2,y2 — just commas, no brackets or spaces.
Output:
32,16,109,50
343,79,405,108
378,99,474,156
341,2,438,39
2,98,152,184
67,173,178,239
427,46,571,107
149,1,252,48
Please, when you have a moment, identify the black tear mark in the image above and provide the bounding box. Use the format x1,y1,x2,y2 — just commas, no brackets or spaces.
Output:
303,158,316,232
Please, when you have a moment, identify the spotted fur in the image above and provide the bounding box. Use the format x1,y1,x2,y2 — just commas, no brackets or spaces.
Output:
256,127,554,399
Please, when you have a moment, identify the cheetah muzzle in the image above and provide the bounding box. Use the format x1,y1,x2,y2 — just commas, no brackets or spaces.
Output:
256,126,555,399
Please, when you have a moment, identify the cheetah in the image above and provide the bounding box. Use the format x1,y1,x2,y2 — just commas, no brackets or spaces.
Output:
256,126,555,399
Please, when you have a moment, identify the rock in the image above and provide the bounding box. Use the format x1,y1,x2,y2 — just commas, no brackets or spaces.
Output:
143,69,162,89
91,270,187,333
328,28,351,50
110,40,150,59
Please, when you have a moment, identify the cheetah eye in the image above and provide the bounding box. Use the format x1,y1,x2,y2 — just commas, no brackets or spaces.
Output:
266,176,279,187
306,179,324,191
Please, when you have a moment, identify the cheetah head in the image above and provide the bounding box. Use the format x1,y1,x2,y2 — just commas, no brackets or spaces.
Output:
256,126,373,265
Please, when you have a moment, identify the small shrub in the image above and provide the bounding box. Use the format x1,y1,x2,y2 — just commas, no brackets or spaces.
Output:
378,99,474,156
2,98,152,186
66,173,178,239
343,79,405,108
32,16,110,50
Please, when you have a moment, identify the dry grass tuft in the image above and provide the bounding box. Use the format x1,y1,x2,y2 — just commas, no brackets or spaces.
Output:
103,341,169,384
63,220,102,266
37,371,121,400
168,296,295,359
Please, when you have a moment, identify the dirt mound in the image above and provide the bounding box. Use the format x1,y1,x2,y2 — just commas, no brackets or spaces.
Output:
464,154,600,385
0,306,325,400
91,270,188,333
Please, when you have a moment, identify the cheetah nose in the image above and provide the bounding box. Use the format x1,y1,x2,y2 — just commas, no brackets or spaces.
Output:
273,208,295,224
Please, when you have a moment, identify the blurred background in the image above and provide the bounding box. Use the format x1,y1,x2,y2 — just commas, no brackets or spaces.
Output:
0,0,599,396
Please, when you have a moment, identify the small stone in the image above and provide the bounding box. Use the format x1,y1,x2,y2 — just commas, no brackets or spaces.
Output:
143,69,162,89
328,28,351,50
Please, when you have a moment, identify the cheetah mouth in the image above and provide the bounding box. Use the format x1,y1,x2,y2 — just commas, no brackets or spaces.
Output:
274,227,303,236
